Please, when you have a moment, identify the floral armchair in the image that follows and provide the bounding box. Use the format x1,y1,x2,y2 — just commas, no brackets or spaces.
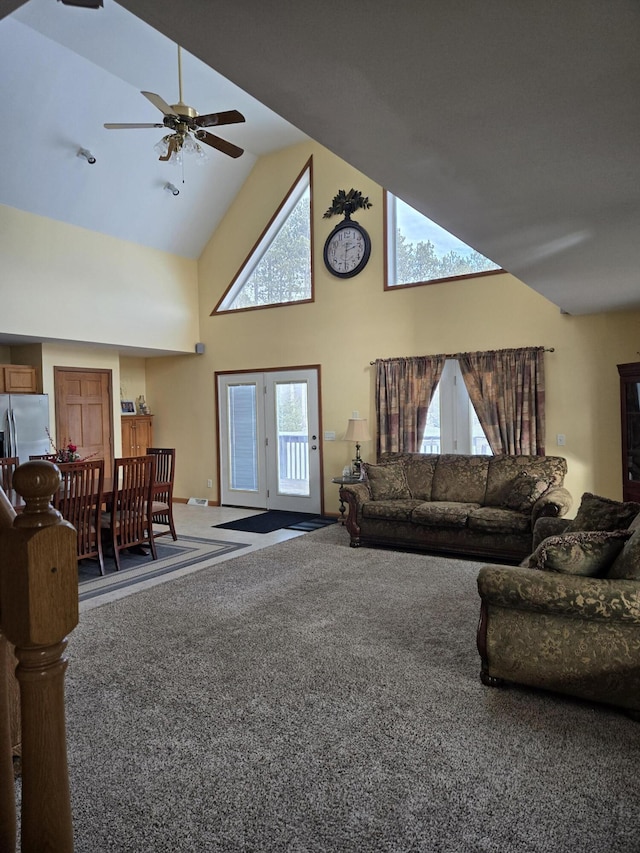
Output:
476,492,640,718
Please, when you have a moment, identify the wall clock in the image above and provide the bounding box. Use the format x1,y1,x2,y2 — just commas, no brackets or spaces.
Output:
323,219,372,279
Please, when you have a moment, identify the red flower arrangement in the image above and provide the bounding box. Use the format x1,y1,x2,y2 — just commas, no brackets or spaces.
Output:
46,428,83,463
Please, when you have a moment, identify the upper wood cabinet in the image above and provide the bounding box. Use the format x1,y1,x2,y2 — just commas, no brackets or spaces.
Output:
0,364,38,394
121,415,154,457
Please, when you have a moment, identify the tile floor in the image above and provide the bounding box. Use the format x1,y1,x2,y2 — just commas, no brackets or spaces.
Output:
80,503,332,612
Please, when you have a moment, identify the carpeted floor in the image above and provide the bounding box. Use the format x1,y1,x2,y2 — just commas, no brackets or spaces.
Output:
213,509,337,534
49,525,638,851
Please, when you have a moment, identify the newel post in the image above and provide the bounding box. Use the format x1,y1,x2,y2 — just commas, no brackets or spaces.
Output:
0,462,78,853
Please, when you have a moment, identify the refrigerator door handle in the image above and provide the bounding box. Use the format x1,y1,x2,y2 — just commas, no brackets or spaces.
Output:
8,408,16,457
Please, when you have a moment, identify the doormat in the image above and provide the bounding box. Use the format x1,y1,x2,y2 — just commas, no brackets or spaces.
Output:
213,511,337,534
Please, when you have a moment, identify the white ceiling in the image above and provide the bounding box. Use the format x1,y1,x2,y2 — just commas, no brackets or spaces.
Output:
0,0,307,258
1,0,639,317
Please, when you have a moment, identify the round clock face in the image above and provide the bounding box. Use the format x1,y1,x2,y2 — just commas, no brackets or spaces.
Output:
323,222,371,278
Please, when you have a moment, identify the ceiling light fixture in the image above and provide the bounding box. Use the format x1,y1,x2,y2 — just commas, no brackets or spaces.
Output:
153,132,208,166
164,183,180,196
77,148,96,164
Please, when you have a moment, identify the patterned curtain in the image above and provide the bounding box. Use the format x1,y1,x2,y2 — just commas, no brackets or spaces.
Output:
457,347,546,455
375,356,446,455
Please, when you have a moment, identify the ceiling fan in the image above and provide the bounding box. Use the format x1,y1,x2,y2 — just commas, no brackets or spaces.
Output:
104,46,245,162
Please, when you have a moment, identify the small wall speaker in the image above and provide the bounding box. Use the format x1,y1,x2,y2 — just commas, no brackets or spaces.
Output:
195,342,205,355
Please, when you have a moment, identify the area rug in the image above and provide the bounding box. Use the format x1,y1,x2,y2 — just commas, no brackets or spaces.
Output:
42,524,638,852
78,535,249,603
213,509,336,534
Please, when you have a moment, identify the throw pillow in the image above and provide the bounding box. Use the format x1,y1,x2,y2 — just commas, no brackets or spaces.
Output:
362,462,411,501
502,471,550,512
564,492,640,533
525,530,632,576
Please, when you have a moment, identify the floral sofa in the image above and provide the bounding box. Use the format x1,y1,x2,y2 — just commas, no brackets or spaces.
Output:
339,452,572,561
477,492,640,717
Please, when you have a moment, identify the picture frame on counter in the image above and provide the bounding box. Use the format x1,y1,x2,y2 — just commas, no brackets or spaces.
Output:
120,400,135,414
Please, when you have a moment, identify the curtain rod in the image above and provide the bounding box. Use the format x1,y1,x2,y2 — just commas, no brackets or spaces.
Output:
369,347,555,365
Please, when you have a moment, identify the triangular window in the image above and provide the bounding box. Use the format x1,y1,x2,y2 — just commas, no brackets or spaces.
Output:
213,160,312,313
385,192,502,288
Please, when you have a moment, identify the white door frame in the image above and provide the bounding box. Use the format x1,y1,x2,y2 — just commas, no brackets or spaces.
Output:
217,366,323,514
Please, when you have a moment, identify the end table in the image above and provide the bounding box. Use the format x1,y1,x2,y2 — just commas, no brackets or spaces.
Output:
331,475,362,524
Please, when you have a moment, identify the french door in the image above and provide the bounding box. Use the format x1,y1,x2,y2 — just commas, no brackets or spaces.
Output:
218,368,322,513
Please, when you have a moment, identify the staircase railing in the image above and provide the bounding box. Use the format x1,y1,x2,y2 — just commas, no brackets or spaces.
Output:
0,461,78,852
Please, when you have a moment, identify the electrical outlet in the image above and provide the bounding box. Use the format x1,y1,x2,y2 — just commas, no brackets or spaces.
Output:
556,434,566,446
207,479,213,488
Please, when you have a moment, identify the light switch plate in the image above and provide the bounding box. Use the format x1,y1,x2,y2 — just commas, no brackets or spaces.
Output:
324,431,336,441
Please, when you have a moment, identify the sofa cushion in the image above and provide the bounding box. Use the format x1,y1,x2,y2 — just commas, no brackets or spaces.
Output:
468,506,531,535
485,455,567,507
363,462,411,500
524,530,632,576
431,455,490,504
404,455,438,501
606,524,640,580
411,501,480,529
564,492,640,533
501,471,550,512
362,499,423,522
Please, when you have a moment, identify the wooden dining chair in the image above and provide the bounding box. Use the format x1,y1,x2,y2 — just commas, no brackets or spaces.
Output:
101,455,157,571
146,447,177,540
54,459,106,576
0,457,18,492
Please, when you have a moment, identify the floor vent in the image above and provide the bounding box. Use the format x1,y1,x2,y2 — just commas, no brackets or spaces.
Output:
187,497,209,507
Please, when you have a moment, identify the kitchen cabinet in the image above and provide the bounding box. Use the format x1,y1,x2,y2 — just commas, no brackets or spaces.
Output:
121,415,154,457
618,362,640,502
0,364,37,394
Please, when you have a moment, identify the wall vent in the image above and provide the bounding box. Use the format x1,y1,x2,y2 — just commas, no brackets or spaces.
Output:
187,497,209,506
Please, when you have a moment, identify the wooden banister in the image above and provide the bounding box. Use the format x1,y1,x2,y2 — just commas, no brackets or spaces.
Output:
0,462,79,852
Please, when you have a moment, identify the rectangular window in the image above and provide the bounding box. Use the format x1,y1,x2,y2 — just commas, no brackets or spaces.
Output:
386,192,501,288
422,360,491,455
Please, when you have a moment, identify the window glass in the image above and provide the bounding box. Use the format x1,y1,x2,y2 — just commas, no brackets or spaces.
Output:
215,164,312,312
421,360,491,455
386,193,501,287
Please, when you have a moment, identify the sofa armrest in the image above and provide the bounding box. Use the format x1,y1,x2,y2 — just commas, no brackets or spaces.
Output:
339,483,371,545
531,486,573,525
532,516,571,550
477,564,640,625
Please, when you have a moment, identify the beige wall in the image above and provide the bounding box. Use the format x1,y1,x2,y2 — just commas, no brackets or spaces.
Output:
0,204,199,354
3,141,639,511
146,140,640,509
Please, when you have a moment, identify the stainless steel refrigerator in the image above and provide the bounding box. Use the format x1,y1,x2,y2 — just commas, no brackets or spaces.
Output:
0,394,50,464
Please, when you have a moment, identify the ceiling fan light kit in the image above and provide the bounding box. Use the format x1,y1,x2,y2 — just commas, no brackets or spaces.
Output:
104,45,246,164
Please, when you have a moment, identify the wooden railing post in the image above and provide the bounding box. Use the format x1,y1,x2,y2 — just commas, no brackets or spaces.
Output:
0,462,79,853
0,487,18,853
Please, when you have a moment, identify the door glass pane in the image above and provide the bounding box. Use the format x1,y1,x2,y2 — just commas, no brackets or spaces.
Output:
228,384,258,491
276,381,309,496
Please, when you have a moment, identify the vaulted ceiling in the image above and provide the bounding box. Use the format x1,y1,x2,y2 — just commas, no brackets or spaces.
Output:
1,0,639,316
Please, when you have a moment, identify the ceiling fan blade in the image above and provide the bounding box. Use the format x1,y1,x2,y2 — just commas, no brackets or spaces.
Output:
104,123,165,129
194,129,244,159
141,91,179,117
195,109,246,129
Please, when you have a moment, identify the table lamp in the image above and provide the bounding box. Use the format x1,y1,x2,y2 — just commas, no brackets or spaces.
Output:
344,417,371,476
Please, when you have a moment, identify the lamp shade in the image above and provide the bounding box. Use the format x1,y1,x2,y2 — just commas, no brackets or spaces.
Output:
344,418,371,443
